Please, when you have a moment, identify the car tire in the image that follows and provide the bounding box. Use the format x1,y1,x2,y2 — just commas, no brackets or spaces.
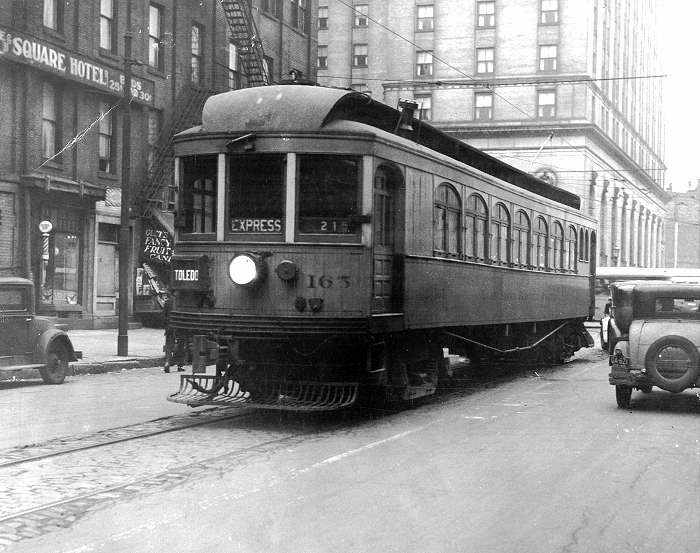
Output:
615,385,632,409
40,341,69,385
644,335,700,394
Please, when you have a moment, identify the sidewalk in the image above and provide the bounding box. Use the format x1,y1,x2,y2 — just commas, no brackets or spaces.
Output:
68,327,166,374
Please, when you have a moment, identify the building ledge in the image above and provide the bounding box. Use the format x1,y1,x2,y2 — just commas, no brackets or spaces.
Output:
22,173,107,200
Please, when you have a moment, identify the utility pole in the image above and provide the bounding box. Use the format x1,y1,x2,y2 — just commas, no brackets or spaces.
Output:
118,1,133,356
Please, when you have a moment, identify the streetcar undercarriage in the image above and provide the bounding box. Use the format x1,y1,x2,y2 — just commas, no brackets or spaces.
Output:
166,319,593,411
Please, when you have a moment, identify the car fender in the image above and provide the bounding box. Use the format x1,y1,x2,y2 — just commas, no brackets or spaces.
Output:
33,328,77,364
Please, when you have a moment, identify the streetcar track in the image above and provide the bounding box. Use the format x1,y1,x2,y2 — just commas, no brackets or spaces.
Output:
0,407,253,469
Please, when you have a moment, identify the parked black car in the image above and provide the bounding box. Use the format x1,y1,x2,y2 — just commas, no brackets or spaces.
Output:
0,277,80,384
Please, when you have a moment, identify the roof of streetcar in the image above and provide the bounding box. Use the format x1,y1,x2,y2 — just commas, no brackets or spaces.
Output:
179,84,580,209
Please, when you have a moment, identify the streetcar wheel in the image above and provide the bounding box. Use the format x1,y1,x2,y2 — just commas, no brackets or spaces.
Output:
40,342,69,385
615,385,632,409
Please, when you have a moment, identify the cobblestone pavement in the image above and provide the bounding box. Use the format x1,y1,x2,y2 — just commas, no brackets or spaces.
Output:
0,411,337,550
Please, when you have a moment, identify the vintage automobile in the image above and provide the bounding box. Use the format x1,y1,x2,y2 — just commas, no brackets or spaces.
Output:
607,281,700,408
0,277,80,384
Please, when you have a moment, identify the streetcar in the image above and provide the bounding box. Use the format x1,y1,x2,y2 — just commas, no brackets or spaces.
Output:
166,84,596,411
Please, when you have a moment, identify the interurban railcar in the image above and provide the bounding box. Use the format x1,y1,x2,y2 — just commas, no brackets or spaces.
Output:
166,84,596,411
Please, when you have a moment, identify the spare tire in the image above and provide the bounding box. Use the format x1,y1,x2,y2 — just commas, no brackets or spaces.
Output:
644,335,700,393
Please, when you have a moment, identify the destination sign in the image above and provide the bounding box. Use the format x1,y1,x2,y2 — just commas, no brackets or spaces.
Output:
230,218,282,233
0,26,155,106
171,255,210,291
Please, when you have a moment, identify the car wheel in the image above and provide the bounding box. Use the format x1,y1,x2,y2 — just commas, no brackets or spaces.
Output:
615,385,632,409
40,342,69,385
644,335,700,393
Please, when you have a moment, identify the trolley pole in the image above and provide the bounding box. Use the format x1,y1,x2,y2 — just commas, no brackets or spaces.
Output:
117,6,133,356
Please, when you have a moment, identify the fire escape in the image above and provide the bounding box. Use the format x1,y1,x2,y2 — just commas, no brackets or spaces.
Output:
137,0,269,233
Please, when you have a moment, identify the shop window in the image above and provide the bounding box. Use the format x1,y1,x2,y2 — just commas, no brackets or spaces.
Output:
38,205,82,305
434,184,461,257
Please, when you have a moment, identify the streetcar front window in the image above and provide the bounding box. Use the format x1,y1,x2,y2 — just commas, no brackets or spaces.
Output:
229,154,285,237
180,155,217,235
297,155,360,238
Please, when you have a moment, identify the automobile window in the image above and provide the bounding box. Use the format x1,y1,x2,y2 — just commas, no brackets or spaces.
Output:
655,297,700,314
229,154,285,235
0,288,26,311
297,155,360,236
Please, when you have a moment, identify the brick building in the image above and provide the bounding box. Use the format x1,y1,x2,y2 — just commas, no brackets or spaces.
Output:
317,0,668,268
0,0,317,326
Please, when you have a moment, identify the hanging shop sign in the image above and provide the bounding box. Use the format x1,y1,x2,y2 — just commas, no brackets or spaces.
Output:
0,26,155,106
142,226,173,264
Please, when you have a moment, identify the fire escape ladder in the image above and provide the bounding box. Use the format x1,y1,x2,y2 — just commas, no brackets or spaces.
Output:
139,85,213,228
219,0,270,87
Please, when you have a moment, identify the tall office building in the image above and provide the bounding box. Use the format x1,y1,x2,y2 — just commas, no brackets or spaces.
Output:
317,0,667,268
0,0,317,326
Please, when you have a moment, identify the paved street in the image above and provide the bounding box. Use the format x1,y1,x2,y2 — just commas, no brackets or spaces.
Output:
1,339,699,553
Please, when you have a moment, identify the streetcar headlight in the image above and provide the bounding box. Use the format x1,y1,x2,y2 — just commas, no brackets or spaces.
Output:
228,253,265,286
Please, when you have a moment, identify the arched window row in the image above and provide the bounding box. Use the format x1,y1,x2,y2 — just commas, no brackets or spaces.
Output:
433,184,592,272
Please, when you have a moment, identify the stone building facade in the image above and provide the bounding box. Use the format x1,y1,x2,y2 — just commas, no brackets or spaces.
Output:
0,0,317,326
317,0,667,268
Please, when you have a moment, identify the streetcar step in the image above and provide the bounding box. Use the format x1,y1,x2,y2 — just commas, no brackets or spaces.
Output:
167,375,358,411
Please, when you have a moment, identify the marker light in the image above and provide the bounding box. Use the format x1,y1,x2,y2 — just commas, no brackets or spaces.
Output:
229,254,263,286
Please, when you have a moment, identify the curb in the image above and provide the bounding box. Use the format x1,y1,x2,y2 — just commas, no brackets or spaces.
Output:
0,357,166,382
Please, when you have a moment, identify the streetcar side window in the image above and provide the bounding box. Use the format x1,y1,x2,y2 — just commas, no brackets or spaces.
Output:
180,155,217,235
228,154,285,237
297,155,361,239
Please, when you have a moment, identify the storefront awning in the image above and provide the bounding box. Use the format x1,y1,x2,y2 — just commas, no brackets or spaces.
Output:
22,173,107,200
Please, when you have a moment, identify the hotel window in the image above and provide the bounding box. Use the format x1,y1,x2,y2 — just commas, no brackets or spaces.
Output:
147,110,161,173
148,4,164,71
540,0,559,24
416,51,433,77
537,89,556,118
100,0,115,52
354,4,368,27
228,42,240,89
353,44,368,67
262,0,283,17
434,184,462,258
317,45,328,70
42,82,60,160
290,0,308,33
476,47,494,74
539,45,558,71
43,0,62,31
98,102,115,173
416,95,432,120
318,6,328,29
191,24,203,84
417,5,434,31
474,92,493,120
477,1,495,28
